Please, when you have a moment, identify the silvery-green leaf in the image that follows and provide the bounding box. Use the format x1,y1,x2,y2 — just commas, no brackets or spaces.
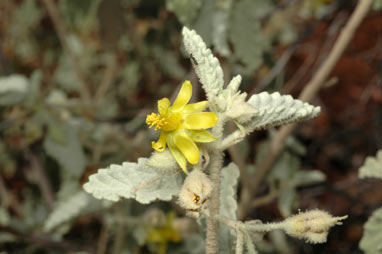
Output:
152,46,187,80
359,150,382,179
359,207,382,254
192,0,214,46
24,70,42,108
182,27,224,101
44,191,107,232
220,163,240,219
83,158,183,203
219,163,240,254
212,0,232,57
291,170,326,186
245,92,321,133
373,0,382,10
0,207,10,226
54,55,79,92
0,74,29,106
166,0,203,25
278,188,297,217
229,0,271,75
43,123,86,177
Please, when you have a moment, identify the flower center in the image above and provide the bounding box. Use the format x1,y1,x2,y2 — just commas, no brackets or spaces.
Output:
146,113,181,131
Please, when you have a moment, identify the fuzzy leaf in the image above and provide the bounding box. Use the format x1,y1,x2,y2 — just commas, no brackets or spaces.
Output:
43,123,85,177
166,0,203,25
219,163,240,253
0,74,29,106
0,207,10,226
229,0,271,74
44,191,107,232
359,150,382,179
359,207,382,254
152,46,187,80
220,163,240,219
212,0,232,56
192,0,214,46
245,92,321,133
182,27,224,101
83,158,183,203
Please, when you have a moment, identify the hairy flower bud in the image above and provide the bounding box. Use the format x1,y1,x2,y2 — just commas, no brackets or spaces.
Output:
146,149,180,174
283,210,347,244
178,170,213,217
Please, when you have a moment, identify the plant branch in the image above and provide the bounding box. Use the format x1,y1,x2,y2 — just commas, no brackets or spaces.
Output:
0,174,23,217
41,0,92,107
205,148,223,254
238,0,374,219
25,151,56,209
95,54,119,103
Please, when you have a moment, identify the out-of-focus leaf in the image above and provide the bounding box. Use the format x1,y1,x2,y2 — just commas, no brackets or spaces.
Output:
291,170,326,186
212,0,232,56
192,0,214,46
44,191,108,232
359,150,382,179
59,0,95,27
83,158,183,203
24,70,42,108
373,0,382,10
166,0,203,25
43,123,86,177
278,188,298,217
0,75,28,106
0,207,10,226
54,55,80,92
7,0,42,61
152,46,186,80
120,62,140,94
0,142,16,177
359,207,382,254
229,0,271,74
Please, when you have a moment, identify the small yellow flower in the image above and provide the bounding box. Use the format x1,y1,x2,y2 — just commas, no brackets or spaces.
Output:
146,80,218,173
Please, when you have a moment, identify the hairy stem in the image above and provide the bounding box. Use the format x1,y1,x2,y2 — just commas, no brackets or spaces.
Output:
238,0,374,219
206,148,224,254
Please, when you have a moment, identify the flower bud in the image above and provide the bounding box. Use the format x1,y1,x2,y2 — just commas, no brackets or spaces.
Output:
283,209,347,244
178,170,213,217
146,149,180,174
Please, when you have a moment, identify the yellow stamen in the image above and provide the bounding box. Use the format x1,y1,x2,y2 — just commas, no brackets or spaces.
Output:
146,113,165,130
146,112,181,131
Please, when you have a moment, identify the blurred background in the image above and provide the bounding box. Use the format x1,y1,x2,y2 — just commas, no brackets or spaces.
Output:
0,0,381,253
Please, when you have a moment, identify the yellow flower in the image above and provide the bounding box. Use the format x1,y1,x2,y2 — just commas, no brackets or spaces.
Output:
146,80,218,173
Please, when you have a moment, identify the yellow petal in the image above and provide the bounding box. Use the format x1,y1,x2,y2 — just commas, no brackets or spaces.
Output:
174,131,199,165
183,112,218,130
167,135,188,173
152,132,167,152
187,130,217,143
158,98,170,115
172,81,192,112
183,101,208,113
